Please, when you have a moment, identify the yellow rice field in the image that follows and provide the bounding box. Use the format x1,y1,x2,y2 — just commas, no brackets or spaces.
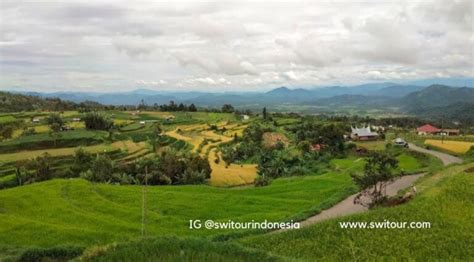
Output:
12,125,50,138
424,139,474,154
208,149,257,187
166,123,257,186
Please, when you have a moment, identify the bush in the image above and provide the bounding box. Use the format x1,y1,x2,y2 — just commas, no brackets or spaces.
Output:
254,175,272,187
19,246,84,262
83,112,113,130
177,169,208,184
288,165,309,176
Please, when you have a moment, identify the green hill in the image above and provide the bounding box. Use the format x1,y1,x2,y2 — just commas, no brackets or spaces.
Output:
0,158,361,260
402,85,474,111
240,163,474,260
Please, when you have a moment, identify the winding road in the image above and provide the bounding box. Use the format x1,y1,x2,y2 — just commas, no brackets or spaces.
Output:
278,143,463,231
408,143,463,166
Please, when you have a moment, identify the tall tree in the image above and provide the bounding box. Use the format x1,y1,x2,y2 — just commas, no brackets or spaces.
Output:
351,152,398,207
221,104,235,113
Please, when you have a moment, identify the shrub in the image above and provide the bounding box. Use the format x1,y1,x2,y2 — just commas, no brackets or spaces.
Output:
177,169,208,184
289,165,309,176
254,175,272,187
19,246,84,262
83,112,113,130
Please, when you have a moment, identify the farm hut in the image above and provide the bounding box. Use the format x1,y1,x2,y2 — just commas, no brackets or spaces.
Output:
416,124,440,135
139,121,146,125
32,118,40,123
350,126,379,141
242,114,250,120
72,117,81,122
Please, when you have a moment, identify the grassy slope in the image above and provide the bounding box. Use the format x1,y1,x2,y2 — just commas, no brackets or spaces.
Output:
0,158,359,253
79,237,282,262
240,163,474,261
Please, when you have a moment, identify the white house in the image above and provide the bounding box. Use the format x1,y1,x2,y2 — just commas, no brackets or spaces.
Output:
350,126,379,141
242,114,250,120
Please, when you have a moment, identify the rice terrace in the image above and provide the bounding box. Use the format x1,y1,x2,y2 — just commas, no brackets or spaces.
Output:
0,0,473,261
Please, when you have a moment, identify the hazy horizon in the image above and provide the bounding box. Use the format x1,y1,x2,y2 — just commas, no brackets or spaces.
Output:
1,0,472,93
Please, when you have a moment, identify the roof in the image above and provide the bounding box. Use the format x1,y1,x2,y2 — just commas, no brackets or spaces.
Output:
417,124,440,133
443,129,460,133
351,126,378,137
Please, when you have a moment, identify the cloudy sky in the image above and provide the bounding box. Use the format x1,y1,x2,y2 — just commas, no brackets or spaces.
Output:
0,0,472,92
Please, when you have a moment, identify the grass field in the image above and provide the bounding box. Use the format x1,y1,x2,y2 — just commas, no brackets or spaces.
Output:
78,237,281,262
0,157,359,257
0,115,16,123
424,139,474,154
240,163,474,261
355,140,387,151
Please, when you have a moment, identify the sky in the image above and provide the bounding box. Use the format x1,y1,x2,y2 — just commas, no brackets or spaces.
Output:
0,0,472,92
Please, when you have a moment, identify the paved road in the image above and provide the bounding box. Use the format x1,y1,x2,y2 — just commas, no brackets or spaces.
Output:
408,143,463,166
295,173,425,228
274,144,462,232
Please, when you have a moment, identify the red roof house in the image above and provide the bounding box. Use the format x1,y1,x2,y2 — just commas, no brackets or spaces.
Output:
416,124,440,135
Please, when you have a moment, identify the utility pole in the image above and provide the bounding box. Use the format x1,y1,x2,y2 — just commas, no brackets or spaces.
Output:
441,118,444,144
141,166,148,237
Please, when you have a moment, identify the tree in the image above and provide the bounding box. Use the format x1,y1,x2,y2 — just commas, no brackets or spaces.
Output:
351,152,398,207
27,153,53,182
262,107,267,120
70,147,93,176
49,122,62,147
148,124,163,152
0,125,13,141
46,113,63,127
81,154,115,182
188,103,197,112
221,104,235,113
83,112,114,131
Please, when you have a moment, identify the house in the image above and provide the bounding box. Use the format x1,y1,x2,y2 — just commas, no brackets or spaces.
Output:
72,118,81,122
350,126,379,141
440,129,460,136
32,118,40,123
242,114,250,120
139,121,146,125
416,124,440,135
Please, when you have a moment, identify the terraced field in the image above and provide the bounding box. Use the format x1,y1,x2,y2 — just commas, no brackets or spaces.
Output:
165,123,257,186
0,140,146,164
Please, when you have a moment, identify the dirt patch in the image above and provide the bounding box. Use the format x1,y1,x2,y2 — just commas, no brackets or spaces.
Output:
464,167,474,173
262,132,289,149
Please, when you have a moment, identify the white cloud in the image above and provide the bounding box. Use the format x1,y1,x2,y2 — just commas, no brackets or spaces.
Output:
0,0,472,92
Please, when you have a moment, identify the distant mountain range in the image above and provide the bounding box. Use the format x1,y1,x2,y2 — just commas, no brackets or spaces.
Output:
13,82,443,106
3,83,474,124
